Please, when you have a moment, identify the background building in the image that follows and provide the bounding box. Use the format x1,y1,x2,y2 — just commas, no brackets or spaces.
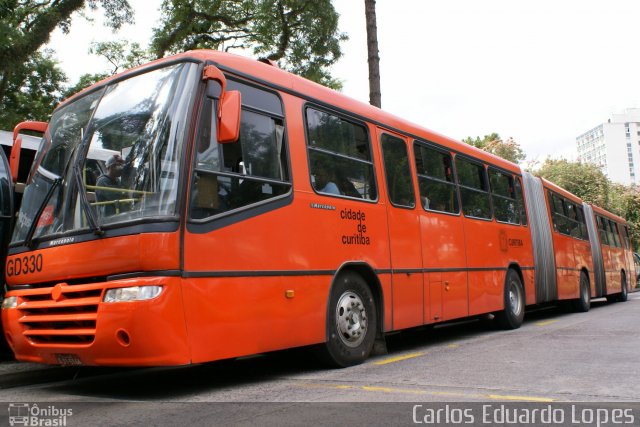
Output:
576,108,640,185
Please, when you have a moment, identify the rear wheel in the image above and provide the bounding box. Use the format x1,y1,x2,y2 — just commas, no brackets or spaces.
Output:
607,272,629,303
572,271,591,312
619,272,628,302
318,272,377,368
496,269,525,330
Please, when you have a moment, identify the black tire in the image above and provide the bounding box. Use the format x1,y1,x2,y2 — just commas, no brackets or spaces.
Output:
317,272,377,368
495,269,525,330
619,272,628,302
607,272,629,303
572,271,591,312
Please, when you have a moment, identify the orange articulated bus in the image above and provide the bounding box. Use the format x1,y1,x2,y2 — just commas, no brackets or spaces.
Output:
585,205,634,303
0,51,633,367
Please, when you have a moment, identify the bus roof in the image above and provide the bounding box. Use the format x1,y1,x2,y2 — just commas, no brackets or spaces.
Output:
0,130,41,151
63,50,522,176
540,177,585,204
590,203,627,224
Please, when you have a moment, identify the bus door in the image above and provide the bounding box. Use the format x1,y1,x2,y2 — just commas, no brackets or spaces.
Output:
379,130,423,330
413,142,468,323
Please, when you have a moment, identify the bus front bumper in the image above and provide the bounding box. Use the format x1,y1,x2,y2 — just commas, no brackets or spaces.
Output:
1,276,191,366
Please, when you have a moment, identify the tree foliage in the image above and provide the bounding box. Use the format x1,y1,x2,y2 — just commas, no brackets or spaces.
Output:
89,40,153,74
606,183,640,249
462,133,526,164
0,50,67,130
0,0,133,103
151,0,346,89
62,40,152,99
535,159,610,208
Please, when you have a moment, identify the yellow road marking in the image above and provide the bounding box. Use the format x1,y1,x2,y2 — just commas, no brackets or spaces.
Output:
447,344,459,349
374,352,426,365
300,383,554,402
535,320,558,327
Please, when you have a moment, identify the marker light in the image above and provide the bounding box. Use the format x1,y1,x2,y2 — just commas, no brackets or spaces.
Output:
103,286,163,303
1,296,17,309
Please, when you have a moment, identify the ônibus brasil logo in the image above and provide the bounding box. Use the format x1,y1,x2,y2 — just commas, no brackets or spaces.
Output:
7,403,72,426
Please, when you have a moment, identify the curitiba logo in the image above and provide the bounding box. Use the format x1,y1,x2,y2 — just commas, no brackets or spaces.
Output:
8,403,73,427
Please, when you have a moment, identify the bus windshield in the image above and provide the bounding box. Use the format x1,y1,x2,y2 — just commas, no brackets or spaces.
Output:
11,62,198,245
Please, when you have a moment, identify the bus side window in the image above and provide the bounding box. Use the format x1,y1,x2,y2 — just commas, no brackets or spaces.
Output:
489,169,517,224
413,142,458,214
190,89,291,220
456,157,491,220
597,216,609,246
609,220,621,248
514,177,527,225
381,133,415,208
306,107,376,200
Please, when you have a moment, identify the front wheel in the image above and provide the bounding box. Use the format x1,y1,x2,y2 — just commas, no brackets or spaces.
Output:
495,269,525,330
318,272,377,368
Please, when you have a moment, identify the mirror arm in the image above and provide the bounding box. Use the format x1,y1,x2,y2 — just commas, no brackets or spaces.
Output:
11,121,48,183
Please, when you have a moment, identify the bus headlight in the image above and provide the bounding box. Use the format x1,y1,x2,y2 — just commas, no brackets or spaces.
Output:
1,296,17,309
103,286,163,303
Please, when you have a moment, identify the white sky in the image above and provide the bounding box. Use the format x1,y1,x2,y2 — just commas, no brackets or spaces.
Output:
47,0,640,162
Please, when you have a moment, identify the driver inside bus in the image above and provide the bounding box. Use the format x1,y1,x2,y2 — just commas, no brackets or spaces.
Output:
96,154,125,216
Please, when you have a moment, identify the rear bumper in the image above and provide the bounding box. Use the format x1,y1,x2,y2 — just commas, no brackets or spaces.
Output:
1,276,191,366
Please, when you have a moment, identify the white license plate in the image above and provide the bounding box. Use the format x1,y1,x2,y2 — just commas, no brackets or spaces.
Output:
55,353,83,366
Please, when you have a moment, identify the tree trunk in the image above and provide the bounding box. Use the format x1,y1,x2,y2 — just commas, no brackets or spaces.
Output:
364,0,381,108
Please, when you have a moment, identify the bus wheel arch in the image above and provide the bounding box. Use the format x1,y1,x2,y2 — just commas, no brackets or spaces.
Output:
319,264,382,367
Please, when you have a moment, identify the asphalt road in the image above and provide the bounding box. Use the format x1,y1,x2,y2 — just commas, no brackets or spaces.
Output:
0,292,639,425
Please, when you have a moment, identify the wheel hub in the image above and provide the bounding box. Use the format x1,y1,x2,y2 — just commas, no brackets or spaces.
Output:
336,291,368,348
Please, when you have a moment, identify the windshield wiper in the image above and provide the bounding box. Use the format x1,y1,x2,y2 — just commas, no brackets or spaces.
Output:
24,177,61,249
73,163,103,236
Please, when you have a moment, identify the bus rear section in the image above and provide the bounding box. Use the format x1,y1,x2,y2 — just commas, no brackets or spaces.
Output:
522,173,595,311
585,205,632,302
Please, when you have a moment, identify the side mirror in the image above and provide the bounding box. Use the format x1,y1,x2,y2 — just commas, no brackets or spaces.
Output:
217,90,241,143
11,121,47,183
202,65,241,144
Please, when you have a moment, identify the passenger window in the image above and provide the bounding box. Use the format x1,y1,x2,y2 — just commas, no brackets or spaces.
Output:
306,108,376,200
381,134,414,208
514,178,527,225
489,169,517,224
413,142,459,214
456,157,491,219
190,90,291,220
622,225,631,249
609,220,621,248
576,206,588,240
597,216,609,245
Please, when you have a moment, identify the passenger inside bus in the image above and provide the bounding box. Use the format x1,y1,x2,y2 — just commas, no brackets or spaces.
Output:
95,154,125,216
336,170,361,198
313,163,340,195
